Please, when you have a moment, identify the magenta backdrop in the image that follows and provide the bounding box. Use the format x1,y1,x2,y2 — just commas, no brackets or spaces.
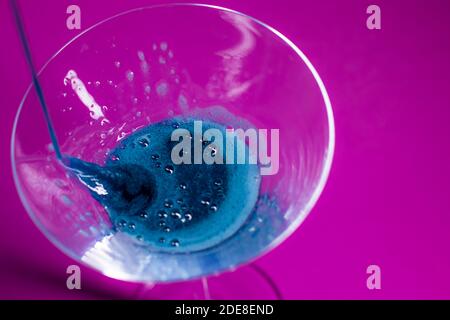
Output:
1,0,450,299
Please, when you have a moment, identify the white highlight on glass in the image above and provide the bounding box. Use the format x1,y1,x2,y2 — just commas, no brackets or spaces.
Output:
64,69,109,123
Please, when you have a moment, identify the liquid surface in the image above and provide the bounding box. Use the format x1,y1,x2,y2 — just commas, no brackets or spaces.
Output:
65,117,261,252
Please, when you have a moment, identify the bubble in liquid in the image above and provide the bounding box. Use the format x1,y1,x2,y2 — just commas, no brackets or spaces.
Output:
165,165,174,174
179,182,187,190
163,227,171,233
171,209,182,219
151,154,160,160
114,61,121,68
128,223,136,231
171,213,182,220
158,237,165,243
170,239,180,247
200,198,210,206
184,213,193,221
158,210,168,218
139,212,148,219
138,138,150,147
172,122,180,129
210,204,218,212
164,199,174,208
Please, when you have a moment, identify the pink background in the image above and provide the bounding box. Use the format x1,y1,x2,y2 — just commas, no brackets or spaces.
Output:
1,0,450,299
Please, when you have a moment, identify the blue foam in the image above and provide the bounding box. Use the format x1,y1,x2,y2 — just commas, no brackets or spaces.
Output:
65,117,261,252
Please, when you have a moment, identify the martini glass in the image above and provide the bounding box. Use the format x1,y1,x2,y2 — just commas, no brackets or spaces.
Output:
11,4,334,298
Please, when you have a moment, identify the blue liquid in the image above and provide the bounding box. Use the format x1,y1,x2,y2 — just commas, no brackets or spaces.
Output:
64,117,261,252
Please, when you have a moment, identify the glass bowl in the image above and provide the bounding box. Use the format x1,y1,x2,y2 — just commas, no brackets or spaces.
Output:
11,4,334,282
